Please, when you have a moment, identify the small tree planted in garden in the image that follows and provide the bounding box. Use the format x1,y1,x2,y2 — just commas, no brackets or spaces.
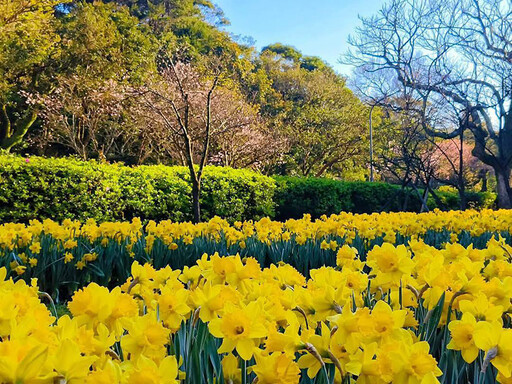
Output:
137,58,261,222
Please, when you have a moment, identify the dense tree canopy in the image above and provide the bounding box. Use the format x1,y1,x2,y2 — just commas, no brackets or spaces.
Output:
1,0,373,182
257,45,371,178
0,0,61,150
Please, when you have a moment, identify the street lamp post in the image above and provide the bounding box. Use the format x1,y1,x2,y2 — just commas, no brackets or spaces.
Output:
369,104,375,182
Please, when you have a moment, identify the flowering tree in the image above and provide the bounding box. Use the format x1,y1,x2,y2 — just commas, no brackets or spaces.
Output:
137,60,266,222
37,76,138,160
434,140,493,191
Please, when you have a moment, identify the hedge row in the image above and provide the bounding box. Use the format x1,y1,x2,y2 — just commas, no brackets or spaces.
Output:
273,177,497,220
0,156,275,222
0,155,496,222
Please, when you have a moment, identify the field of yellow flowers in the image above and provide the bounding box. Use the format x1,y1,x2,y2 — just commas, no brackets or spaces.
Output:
1,209,512,297
1,209,512,383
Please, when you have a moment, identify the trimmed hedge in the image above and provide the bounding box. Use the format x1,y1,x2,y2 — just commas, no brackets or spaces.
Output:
0,156,275,222
0,156,497,223
273,176,496,220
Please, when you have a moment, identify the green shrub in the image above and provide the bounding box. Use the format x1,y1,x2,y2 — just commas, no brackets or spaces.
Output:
273,176,495,220
428,190,497,210
116,166,192,222
0,155,497,223
0,156,123,222
274,177,423,219
347,181,423,213
273,177,353,219
0,155,275,222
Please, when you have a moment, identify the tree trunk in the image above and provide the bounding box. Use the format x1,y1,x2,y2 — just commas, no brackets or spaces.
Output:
480,170,488,192
401,178,411,211
458,187,467,210
192,178,201,223
429,187,447,211
420,183,430,213
495,167,512,209
0,108,37,151
410,180,429,213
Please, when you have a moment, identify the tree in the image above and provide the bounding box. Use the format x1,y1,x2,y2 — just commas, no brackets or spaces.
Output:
434,139,493,192
346,0,512,208
32,2,157,160
351,65,486,210
262,43,303,63
37,76,138,160
52,1,156,86
137,59,262,222
208,121,284,171
259,48,370,178
367,91,443,211
0,0,61,151
99,0,226,23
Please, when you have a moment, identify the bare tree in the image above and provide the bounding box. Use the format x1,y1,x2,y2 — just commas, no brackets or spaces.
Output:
351,66,459,210
379,94,445,211
434,138,493,191
346,0,512,208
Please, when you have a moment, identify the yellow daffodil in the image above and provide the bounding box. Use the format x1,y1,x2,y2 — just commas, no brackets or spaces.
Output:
447,312,479,363
252,351,300,384
208,301,268,360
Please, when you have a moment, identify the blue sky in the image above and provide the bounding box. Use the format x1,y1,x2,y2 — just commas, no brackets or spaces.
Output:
214,0,386,75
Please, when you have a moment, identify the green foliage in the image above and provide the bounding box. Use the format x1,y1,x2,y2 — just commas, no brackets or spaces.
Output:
273,176,353,219
105,0,222,22
0,155,497,224
273,176,496,220
258,51,370,178
0,0,60,99
428,190,497,211
115,165,192,222
167,166,276,222
57,2,157,83
274,177,415,219
0,155,275,222
261,43,303,63
300,55,328,71
0,156,123,222
0,0,62,150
